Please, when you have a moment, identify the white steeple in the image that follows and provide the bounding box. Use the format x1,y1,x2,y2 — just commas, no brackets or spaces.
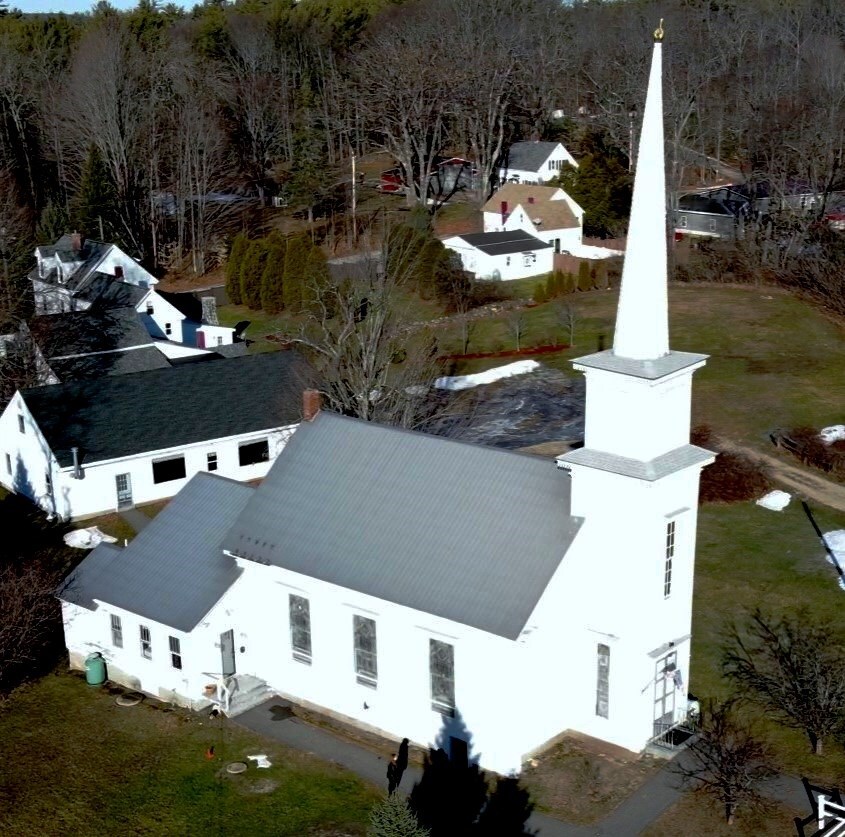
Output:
612,23,669,360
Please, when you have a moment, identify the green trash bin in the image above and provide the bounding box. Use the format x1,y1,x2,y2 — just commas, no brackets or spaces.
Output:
85,652,106,686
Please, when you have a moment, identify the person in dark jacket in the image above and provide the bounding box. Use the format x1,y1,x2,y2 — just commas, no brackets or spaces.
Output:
387,753,399,795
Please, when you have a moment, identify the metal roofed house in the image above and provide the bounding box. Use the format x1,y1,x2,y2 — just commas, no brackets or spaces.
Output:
56,28,714,777
0,350,308,519
497,140,578,186
441,230,554,280
482,183,584,254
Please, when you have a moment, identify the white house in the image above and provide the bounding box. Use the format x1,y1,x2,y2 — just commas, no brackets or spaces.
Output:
482,183,584,254
442,231,554,281
498,140,578,186
29,233,236,349
0,351,307,519
30,233,158,315
59,33,713,776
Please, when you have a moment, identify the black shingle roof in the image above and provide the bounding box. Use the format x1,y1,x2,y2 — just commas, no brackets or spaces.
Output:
22,350,308,467
30,307,152,357
457,230,552,256
502,141,561,173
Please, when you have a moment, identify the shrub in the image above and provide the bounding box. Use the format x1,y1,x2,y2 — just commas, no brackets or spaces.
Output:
692,425,774,503
239,240,268,310
577,260,592,291
225,233,248,305
534,282,547,304
260,231,287,314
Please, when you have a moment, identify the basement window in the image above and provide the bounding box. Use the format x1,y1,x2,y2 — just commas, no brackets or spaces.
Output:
238,439,269,467
152,455,186,484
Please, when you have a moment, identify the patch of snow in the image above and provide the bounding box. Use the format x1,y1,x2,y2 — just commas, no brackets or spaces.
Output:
821,530,845,592
820,425,845,445
560,243,623,260
247,754,272,768
755,490,791,511
63,526,119,549
435,360,540,391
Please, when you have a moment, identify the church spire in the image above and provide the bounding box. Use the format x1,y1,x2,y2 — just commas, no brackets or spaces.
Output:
612,22,669,361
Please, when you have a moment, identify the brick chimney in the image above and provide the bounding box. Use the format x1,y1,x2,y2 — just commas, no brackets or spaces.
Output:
201,296,219,325
500,200,508,224
71,231,82,252
528,195,535,204
302,389,321,422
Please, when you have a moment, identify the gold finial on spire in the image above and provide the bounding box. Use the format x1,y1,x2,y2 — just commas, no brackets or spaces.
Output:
654,19,664,42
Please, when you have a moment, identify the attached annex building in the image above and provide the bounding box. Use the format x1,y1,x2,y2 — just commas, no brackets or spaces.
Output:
59,34,714,775
0,351,305,518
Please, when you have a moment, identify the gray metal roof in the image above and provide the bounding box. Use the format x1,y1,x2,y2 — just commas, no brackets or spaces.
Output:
58,473,254,631
22,350,307,467
558,444,714,480
502,141,561,173
572,349,709,380
222,411,581,640
457,230,552,256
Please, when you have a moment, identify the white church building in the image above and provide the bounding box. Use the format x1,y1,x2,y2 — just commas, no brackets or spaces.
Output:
59,32,714,775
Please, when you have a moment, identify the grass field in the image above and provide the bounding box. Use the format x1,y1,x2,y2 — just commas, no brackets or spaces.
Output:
0,671,379,836
692,499,845,783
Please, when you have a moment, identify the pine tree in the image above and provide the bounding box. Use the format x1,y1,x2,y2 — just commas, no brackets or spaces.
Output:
225,233,248,306
302,243,331,313
544,273,556,301
260,232,287,314
283,235,310,313
577,260,592,291
239,240,268,310
368,793,430,837
73,145,117,241
534,281,547,304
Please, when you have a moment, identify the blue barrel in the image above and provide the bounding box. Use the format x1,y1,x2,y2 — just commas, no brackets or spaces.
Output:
85,652,106,686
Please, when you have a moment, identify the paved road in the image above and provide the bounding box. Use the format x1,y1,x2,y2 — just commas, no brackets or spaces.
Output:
235,699,700,836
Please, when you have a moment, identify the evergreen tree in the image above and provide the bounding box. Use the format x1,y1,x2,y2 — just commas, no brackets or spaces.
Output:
544,273,556,301
302,243,330,313
36,201,68,244
534,281,547,304
225,233,248,306
283,235,310,313
239,240,267,310
260,231,287,314
72,145,117,242
368,794,430,837
577,260,592,291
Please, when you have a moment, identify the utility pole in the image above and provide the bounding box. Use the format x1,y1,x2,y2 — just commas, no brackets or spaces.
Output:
351,152,357,245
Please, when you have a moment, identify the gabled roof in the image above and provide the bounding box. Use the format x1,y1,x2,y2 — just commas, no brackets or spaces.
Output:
484,185,580,231
454,230,553,256
502,141,564,173
59,473,253,631
222,411,581,640
48,346,172,381
157,290,203,322
81,273,149,308
29,307,152,358
21,350,307,467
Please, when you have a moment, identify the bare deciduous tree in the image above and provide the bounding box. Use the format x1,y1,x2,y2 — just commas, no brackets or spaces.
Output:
723,608,845,755
678,699,774,826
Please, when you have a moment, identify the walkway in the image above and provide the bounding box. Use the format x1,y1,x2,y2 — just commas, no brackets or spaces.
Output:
118,506,152,533
235,700,701,836
718,438,845,513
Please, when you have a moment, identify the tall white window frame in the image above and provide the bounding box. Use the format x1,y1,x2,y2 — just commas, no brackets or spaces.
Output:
664,520,676,598
353,615,378,687
139,625,152,659
169,636,182,670
596,643,610,718
289,594,312,663
110,614,123,648
430,639,455,716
